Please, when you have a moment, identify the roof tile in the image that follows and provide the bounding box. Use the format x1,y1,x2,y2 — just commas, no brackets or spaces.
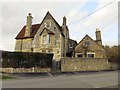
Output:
15,24,41,39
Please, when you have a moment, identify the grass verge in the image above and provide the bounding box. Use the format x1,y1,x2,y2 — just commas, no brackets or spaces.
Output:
0,75,15,79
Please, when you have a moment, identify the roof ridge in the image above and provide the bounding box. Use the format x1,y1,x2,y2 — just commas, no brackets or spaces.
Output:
41,11,64,37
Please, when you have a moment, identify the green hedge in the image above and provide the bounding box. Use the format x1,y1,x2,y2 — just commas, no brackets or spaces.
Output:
1,51,53,68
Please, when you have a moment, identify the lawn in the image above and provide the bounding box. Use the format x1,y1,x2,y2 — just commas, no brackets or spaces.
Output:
0,75,15,79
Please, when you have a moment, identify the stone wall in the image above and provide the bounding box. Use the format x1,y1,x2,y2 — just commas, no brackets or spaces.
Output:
22,38,33,52
61,58,112,72
0,68,51,73
15,38,33,52
15,39,22,51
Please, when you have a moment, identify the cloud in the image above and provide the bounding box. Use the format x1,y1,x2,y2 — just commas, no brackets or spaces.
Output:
83,0,118,28
1,1,89,51
68,0,118,44
1,0,118,51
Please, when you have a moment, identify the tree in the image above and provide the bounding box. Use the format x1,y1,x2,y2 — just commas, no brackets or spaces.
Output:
104,45,118,63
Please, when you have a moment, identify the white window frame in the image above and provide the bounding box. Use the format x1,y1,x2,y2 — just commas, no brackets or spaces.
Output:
44,23,47,28
84,41,90,47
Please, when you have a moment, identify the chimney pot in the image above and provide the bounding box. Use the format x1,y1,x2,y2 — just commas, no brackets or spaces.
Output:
29,13,32,16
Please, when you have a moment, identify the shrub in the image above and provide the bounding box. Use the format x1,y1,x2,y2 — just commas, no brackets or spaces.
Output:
1,51,53,68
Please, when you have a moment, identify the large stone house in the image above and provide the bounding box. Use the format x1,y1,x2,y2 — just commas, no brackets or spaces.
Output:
75,29,106,58
15,12,106,61
15,11,77,61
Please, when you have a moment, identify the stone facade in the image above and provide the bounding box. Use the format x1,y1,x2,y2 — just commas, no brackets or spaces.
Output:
75,30,106,58
0,68,51,73
61,58,112,72
14,12,109,71
15,12,77,61
15,12,106,60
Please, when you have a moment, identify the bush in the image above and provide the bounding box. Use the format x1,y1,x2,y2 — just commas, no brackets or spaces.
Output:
1,51,53,68
104,45,118,63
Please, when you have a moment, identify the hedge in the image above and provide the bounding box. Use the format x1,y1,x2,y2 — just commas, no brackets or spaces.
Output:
1,51,53,68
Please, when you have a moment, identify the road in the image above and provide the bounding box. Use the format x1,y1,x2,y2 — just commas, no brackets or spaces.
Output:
1,71,118,88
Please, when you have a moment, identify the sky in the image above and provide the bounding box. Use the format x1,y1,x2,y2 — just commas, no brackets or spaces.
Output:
0,0,119,51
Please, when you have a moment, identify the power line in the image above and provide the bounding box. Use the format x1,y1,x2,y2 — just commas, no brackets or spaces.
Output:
102,16,118,30
68,0,116,25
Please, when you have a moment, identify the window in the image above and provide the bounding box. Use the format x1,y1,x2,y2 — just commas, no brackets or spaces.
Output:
43,35,47,44
69,43,73,48
44,23,47,28
84,42,90,47
77,54,83,58
48,35,51,43
88,54,94,58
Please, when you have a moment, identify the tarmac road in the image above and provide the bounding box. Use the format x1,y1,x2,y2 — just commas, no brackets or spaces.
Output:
2,71,118,88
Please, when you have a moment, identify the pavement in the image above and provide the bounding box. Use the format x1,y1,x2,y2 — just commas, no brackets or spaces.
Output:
1,70,119,88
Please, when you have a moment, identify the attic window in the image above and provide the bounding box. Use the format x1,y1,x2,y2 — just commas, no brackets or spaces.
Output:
84,42,90,47
44,23,47,28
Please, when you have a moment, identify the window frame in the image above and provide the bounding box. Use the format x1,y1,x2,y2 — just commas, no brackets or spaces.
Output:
84,41,90,47
69,43,73,48
43,35,47,44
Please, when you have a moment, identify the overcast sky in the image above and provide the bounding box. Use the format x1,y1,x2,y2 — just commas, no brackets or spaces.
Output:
0,0,119,51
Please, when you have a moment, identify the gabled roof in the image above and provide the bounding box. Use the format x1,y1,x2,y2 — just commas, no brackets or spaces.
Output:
41,11,64,37
76,34,102,48
77,34,94,45
15,24,41,39
15,11,65,39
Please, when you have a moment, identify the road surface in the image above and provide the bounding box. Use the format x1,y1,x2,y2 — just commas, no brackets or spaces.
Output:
1,71,118,88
